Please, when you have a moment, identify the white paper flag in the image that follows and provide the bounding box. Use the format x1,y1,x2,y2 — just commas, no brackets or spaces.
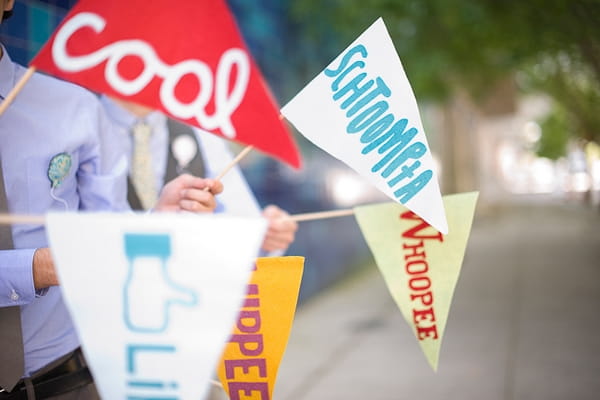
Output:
46,212,267,400
281,18,448,234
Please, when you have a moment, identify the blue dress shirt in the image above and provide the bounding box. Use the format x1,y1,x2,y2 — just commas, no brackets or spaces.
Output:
98,96,286,259
0,47,126,376
99,95,263,217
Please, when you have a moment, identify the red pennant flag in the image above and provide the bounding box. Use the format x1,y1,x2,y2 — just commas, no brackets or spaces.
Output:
31,0,301,168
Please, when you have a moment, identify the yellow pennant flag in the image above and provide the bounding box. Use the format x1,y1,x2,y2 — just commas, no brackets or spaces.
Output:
354,192,478,370
217,256,305,399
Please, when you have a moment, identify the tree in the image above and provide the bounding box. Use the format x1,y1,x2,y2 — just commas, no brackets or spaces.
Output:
290,0,600,145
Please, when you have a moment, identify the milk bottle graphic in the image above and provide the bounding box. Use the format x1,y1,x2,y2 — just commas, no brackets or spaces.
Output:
123,233,197,333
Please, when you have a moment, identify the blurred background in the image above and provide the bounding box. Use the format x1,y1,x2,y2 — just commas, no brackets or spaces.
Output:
2,1,598,399
3,0,598,302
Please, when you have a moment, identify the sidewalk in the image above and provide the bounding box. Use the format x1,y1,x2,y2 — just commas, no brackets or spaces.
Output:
273,200,600,400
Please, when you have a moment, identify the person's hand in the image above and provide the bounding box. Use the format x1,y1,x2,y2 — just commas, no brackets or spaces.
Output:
261,205,298,253
33,247,58,289
154,174,223,213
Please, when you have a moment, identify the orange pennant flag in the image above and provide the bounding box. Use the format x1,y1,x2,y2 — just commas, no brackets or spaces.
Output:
217,256,304,400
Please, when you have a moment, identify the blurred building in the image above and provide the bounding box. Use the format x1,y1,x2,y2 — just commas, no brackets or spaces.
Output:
0,0,74,64
1,0,377,303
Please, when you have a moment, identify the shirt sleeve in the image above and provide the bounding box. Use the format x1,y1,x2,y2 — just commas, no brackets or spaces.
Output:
260,249,285,258
0,248,36,307
76,97,131,213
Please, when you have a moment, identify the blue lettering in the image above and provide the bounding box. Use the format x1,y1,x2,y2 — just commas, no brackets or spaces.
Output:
388,161,421,186
324,44,368,78
126,344,180,399
323,44,433,202
379,126,418,154
333,73,374,110
331,61,365,92
346,77,391,118
371,142,404,173
127,344,176,373
362,119,418,155
347,101,389,134
381,142,427,178
394,170,433,203
360,114,395,143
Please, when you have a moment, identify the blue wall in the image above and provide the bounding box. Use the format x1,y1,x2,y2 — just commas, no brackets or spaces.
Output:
0,0,74,64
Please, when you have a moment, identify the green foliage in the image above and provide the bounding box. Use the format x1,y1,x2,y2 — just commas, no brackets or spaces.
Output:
536,107,571,160
290,0,600,140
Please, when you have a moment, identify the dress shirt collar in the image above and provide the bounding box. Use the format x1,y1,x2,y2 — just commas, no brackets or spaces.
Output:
100,95,167,133
0,45,16,100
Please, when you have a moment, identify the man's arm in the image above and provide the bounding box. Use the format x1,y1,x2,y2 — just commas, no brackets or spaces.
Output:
32,248,57,289
26,174,224,293
261,205,298,254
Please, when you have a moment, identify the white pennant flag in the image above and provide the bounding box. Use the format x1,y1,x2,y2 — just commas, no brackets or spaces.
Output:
281,17,447,234
46,212,267,400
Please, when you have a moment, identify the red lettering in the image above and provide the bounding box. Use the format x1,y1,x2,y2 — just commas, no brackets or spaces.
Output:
247,284,259,295
416,324,439,340
400,211,444,242
410,291,433,307
402,240,426,261
413,307,436,325
408,276,431,291
401,215,440,343
224,358,267,379
230,334,264,357
223,281,269,396
244,297,260,308
237,310,261,333
229,382,270,400
405,259,428,274
243,284,259,308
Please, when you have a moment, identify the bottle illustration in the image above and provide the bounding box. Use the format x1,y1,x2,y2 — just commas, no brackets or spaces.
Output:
123,233,198,333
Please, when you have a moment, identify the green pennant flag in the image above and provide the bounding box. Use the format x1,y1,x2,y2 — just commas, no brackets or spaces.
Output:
354,192,478,370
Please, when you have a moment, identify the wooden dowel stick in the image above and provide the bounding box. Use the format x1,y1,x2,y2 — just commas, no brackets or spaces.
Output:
289,208,354,222
213,145,253,181
0,66,36,117
0,213,45,225
202,145,253,192
2,147,254,217
209,379,223,389
0,207,355,225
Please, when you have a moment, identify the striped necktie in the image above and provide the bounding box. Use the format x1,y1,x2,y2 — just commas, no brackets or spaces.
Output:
130,121,159,210
0,157,25,391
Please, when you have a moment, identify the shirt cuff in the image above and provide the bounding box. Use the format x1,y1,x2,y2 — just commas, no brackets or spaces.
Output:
0,248,37,306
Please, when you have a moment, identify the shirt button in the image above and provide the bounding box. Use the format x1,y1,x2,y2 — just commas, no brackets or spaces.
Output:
10,290,19,301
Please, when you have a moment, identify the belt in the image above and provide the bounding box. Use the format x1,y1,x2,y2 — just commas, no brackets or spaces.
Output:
0,348,93,400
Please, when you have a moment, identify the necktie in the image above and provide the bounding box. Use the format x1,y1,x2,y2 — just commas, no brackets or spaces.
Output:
127,119,205,211
130,121,158,210
0,158,25,392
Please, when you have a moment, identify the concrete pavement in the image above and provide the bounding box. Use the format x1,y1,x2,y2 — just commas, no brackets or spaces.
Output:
273,198,600,400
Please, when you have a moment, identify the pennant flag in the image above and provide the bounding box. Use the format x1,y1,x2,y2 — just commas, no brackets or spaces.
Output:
353,192,478,370
31,0,301,168
217,256,304,400
281,18,447,233
46,212,267,400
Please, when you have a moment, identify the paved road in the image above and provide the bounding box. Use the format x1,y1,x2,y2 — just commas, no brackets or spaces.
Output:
273,199,600,400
